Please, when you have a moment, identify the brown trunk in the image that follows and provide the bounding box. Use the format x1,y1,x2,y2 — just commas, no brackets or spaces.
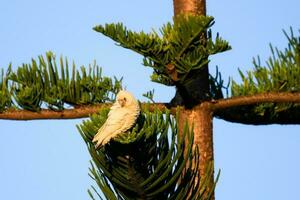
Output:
195,103,214,193
173,0,206,16
173,0,215,198
171,0,209,108
178,103,214,197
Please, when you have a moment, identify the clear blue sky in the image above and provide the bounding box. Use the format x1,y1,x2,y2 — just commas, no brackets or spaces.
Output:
0,0,299,200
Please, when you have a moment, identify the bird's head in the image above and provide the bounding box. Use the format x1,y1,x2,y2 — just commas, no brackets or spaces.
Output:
116,90,138,107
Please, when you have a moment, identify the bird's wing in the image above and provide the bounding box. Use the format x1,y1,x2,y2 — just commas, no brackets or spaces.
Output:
93,107,130,147
100,106,140,145
120,107,140,131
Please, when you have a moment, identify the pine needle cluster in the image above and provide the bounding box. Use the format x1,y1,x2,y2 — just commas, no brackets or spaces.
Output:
94,15,230,88
218,29,300,124
232,28,300,96
0,52,122,112
77,108,217,200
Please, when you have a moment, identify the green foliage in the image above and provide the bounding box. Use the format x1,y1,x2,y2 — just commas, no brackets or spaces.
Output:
209,66,229,99
0,67,12,112
0,52,122,112
218,29,300,124
94,15,230,87
142,89,155,103
77,108,217,200
232,28,300,96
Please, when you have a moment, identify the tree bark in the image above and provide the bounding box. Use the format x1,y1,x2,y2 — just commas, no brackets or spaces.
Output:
178,103,214,174
170,0,209,108
213,92,300,125
173,0,206,16
212,92,300,111
0,103,169,120
2,92,299,120
172,0,215,198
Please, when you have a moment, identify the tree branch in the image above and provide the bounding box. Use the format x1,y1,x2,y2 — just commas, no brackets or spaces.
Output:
212,92,300,111
211,92,300,125
0,103,169,120
2,92,300,121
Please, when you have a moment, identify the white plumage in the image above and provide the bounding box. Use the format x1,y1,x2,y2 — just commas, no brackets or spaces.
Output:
92,90,140,148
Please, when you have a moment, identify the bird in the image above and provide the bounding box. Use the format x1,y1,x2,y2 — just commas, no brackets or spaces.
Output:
92,90,140,148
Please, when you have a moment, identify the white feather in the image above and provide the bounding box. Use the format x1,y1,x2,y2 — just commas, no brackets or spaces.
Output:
92,90,140,148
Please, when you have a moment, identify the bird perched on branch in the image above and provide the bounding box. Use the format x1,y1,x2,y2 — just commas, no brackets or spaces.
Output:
93,90,140,148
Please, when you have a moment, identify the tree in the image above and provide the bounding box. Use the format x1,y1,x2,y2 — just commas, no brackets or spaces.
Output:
0,0,299,200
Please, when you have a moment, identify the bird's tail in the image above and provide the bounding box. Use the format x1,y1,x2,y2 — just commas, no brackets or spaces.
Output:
92,126,108,148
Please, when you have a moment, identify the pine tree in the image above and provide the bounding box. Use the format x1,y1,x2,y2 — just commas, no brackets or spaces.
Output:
1,0,300,199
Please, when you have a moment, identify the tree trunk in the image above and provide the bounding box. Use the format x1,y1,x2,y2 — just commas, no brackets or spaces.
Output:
172,0,215,198
171,0,209,108
194,103,214,179
173,0,206,16
178,103,214,197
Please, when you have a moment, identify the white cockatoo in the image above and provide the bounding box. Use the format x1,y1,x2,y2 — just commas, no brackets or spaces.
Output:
92,90,140,148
